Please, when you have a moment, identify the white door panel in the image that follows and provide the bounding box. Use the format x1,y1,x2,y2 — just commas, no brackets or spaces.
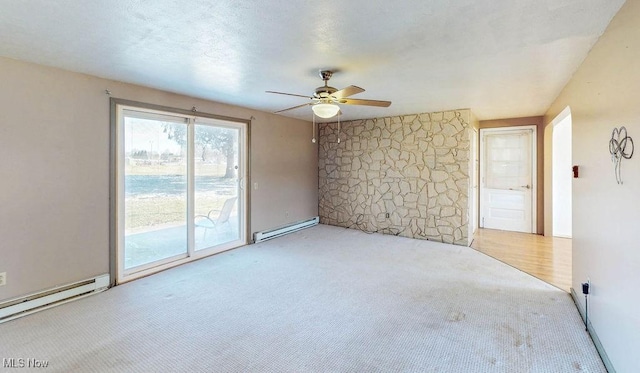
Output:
480,127,535,233
483,189,532,232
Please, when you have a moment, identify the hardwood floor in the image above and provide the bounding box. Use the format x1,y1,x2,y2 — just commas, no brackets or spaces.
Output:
470,229,572,292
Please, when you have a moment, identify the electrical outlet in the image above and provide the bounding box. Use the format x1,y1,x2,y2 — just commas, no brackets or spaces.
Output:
582,277,591,295
0,272,6,286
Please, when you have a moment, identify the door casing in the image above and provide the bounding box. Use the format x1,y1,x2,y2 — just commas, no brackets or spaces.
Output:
479,125,537,234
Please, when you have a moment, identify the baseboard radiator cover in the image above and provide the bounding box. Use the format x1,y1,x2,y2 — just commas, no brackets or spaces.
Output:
253,216,319,243
0,274,110,323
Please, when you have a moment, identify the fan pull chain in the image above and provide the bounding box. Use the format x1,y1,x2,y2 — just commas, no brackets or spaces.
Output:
337,112,341,144
312,113,317,143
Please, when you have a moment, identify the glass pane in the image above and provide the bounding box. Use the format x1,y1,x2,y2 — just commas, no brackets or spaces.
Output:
123,115,188,269
485,132,531,189
194,124,240,250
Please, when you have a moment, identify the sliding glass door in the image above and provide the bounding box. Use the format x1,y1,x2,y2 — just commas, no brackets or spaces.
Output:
123,112,189,269
194,122,242,250
115,103,247,283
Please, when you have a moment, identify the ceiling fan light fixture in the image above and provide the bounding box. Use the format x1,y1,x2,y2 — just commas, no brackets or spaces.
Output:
312,103,340,118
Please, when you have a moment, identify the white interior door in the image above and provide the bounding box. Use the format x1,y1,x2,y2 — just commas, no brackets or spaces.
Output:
480,127,536,233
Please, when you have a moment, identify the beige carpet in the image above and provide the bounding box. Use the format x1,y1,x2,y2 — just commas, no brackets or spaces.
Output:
0,224,604,372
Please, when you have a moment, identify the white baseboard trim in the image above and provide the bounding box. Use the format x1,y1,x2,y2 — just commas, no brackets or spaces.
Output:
0,274,110,323
570,287,616,373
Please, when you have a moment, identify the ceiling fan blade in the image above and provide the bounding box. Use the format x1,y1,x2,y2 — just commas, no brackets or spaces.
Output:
331,85,365,99
266,91,313,99
340,98,392,107
274,102,312,114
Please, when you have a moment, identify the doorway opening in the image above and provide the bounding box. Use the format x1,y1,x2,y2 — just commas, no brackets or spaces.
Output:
551,107,572,238
469,128,479,238
472,122,572,292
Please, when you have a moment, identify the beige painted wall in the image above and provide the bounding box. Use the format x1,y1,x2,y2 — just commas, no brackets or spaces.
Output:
544,0,640,371
0,57,317,302
479,116,544,234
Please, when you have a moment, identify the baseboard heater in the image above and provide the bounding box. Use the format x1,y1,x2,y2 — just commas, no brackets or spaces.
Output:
0,274,110,323
254,216,319,243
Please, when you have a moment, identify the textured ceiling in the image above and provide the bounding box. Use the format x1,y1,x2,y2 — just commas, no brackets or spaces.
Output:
0,0,626,121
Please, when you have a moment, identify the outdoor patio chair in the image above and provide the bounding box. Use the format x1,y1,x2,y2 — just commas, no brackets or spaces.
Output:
194,196,237,240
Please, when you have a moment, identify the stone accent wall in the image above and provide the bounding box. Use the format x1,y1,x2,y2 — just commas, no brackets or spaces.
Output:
318,110,471,245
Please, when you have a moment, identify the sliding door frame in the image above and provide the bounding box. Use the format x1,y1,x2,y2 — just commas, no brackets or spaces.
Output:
109,98,251,286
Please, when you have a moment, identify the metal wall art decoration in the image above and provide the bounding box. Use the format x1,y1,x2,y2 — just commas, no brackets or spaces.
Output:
608,126,634,184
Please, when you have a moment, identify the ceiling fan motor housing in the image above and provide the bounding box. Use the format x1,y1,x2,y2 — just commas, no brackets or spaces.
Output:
314,86,338,99
315,70,338,99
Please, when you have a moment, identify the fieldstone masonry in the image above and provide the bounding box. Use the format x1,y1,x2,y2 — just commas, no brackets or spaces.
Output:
318,110,471,246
